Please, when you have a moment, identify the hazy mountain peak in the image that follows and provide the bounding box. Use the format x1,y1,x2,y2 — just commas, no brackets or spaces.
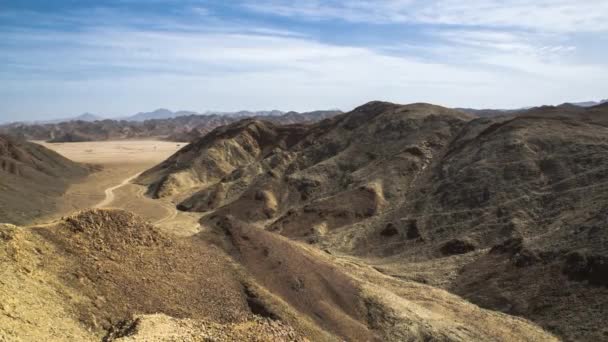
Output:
74,113,103,121
567,99,608,107
126,108,176,121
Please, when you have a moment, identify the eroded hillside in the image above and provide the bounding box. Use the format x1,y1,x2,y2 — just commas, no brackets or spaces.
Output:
2,101,606,341
0,135,92,224
1,210,556,341
137,101,608,341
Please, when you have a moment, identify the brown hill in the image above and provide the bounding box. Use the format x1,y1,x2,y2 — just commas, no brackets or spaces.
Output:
137,119,310,198
407,110,608,340
1,210,556,341
216,215,558,341
0,135,91,224
0,210,253,340
138,101,608,341
138,101,470,204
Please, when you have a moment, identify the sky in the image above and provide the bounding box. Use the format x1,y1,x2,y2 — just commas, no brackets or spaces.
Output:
1,0,607,121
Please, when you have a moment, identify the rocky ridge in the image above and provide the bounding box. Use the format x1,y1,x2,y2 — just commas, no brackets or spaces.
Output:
137,100,608,341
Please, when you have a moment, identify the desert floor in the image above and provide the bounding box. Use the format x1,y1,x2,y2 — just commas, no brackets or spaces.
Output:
34,140,202,235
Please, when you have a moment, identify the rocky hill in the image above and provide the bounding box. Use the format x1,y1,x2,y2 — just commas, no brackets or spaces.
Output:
1,209,555,341
0,135,91,224
0,110,341,143
137,101,608,341
2,101,605,341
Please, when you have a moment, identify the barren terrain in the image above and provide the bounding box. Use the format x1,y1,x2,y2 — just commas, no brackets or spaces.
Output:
137,101,608,341
30,141,201,234
0,135,90,225
2,102,606,341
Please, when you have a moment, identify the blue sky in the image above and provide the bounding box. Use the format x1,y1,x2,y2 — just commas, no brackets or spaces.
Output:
1,0,607,121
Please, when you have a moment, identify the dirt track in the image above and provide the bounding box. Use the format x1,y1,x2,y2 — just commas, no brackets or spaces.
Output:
95,172,144,209
37,141,201,235
95,171,181,226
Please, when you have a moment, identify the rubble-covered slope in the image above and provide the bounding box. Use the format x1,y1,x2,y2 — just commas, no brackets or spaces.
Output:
0,209,556,341
139,101,608,341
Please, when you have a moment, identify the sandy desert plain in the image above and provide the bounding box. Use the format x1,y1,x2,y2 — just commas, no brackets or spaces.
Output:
33,140,202,236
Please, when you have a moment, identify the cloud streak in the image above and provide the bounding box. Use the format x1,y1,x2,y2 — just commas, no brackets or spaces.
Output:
0,2,607,120
244,0,608,33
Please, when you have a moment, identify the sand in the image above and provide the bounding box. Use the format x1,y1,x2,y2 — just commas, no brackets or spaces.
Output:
33,141,201,235
35,140,185,166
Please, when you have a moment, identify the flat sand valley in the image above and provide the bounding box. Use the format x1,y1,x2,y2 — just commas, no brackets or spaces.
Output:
34,140,201,235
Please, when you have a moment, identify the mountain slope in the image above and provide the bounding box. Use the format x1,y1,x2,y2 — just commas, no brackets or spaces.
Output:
138,102,472,216
0,210,255,341
139,101,608,341
0,135,91,224
405,109,608,340
137,119,310,198
1,210,556,341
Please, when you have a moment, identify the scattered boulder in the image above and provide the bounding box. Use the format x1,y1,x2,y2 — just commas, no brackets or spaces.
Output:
488,237,541,267
406,219,421,239
0,224,18,241
440,238,477,256
103,318,140,342
513,249,541,268
563,251,608,287
380,223,399,237
490,237,524,255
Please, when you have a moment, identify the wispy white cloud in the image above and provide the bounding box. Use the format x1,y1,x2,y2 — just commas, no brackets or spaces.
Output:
0,2,607,120
435,29,578,65
244,0,608,33
2,23,606,117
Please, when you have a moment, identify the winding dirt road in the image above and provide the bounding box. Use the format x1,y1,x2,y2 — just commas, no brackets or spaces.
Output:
95,172,144,209
94,171,180,225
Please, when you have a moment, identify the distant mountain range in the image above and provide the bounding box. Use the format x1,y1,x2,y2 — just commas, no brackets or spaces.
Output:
118,109,203,121
27,112,105,124
122,108,176,121
2,98,604,140
120,109,289,121
456,99,607,117
6,109,300,125
568,99,608,107
6,99,604,125
0,110,342,143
